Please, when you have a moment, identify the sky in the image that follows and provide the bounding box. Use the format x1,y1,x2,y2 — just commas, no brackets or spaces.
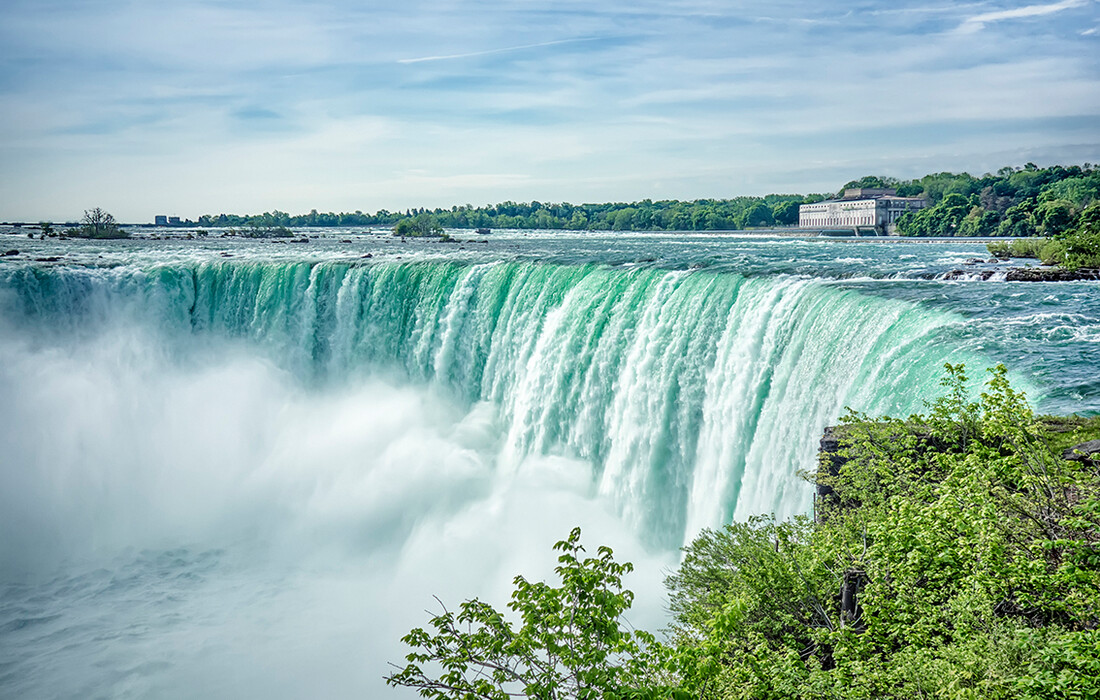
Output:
1,0,1099,222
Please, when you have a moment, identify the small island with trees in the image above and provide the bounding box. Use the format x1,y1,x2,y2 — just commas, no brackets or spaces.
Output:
63,208,130,239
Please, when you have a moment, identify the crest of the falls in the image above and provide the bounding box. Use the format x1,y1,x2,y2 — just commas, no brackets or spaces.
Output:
2,259,980,548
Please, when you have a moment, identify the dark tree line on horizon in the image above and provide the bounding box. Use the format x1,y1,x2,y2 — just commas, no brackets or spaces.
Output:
194,195,811,232
188,163,1097,237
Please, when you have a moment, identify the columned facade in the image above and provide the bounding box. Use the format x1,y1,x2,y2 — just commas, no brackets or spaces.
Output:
799,189,928,233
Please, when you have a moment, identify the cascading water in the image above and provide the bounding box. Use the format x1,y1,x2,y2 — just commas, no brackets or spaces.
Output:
9,233,1092,700
2,259,979,551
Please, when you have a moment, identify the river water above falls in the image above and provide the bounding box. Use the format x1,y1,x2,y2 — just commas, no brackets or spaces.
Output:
1,230,1097,698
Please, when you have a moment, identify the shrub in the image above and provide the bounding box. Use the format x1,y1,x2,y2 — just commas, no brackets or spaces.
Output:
1056,202,1100,269
387,528,676,700
394,213,444,237
987,238,1047,259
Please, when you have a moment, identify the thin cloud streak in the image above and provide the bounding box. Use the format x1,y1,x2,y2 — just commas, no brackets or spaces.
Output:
956,0,1088,33
398,38,600,64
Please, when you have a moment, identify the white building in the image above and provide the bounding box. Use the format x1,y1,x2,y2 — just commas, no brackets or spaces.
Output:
799,188,927,234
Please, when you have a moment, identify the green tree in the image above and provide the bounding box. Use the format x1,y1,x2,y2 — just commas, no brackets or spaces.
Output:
771,200,800,226
957,206,1001,237
741,202,775,228
664,365,1100,699
395,212,444,237
1035,198,1076,236
386,528,673,700
996,199,1038,237
611,208,637,231
897,193,971,236
1038,174,1100,210
567,210,590,230
838,175,899,195
78,207,128,239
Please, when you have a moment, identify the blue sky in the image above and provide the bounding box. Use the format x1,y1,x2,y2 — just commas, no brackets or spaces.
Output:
1,0,1098,222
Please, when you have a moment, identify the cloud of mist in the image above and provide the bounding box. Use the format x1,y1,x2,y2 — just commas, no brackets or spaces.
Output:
0,314,674,698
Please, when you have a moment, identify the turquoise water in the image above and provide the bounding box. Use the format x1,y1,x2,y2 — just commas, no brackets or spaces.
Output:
0,230,1097,698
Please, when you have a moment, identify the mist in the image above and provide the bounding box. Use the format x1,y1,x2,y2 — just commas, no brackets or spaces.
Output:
0,315,674,698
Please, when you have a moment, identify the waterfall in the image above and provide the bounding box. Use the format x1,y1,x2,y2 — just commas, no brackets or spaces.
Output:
1,259,976,548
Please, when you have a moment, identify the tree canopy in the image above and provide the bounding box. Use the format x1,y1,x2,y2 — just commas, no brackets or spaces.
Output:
895,164,1099,238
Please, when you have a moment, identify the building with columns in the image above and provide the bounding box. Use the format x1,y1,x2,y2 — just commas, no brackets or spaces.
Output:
799,188,928,234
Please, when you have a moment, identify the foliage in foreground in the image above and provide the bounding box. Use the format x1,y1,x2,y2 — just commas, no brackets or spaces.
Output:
667,365,1100,699
386,527,676,699
389,365,1100,699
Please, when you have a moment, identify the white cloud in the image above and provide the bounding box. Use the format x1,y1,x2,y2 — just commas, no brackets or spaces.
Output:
956,0,1088,34
398,38,599,64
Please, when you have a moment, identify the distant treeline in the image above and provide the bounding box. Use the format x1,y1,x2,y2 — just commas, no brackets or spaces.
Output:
194,162,1098,236
196,195,813,232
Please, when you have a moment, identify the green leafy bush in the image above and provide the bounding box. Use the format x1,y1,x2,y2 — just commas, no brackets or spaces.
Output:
664,365,1100,699
1055,202,1100,270
987,238,1047,259
386,527,678,700
394,213,444,237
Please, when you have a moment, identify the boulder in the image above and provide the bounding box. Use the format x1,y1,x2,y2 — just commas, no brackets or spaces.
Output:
1006,267,1100,282
1063,439,1100,463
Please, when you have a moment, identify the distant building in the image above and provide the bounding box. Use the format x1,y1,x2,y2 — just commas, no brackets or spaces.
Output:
799,188,927,234
154,215,168,226
168,216,181,225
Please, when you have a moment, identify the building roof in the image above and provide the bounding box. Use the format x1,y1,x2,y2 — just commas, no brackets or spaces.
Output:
842,187,896,199
803,193,928,206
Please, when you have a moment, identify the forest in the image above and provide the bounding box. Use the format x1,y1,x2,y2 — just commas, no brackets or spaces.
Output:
890,163,1099,238
193,163,1099,238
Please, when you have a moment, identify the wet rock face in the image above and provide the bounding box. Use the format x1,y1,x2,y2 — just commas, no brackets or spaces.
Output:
1064,439,1100,465
1005,267,1100,282
941,269,997,281
939,267,1100,282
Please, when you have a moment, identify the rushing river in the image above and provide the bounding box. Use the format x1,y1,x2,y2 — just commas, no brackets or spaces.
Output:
1,229,1097,698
